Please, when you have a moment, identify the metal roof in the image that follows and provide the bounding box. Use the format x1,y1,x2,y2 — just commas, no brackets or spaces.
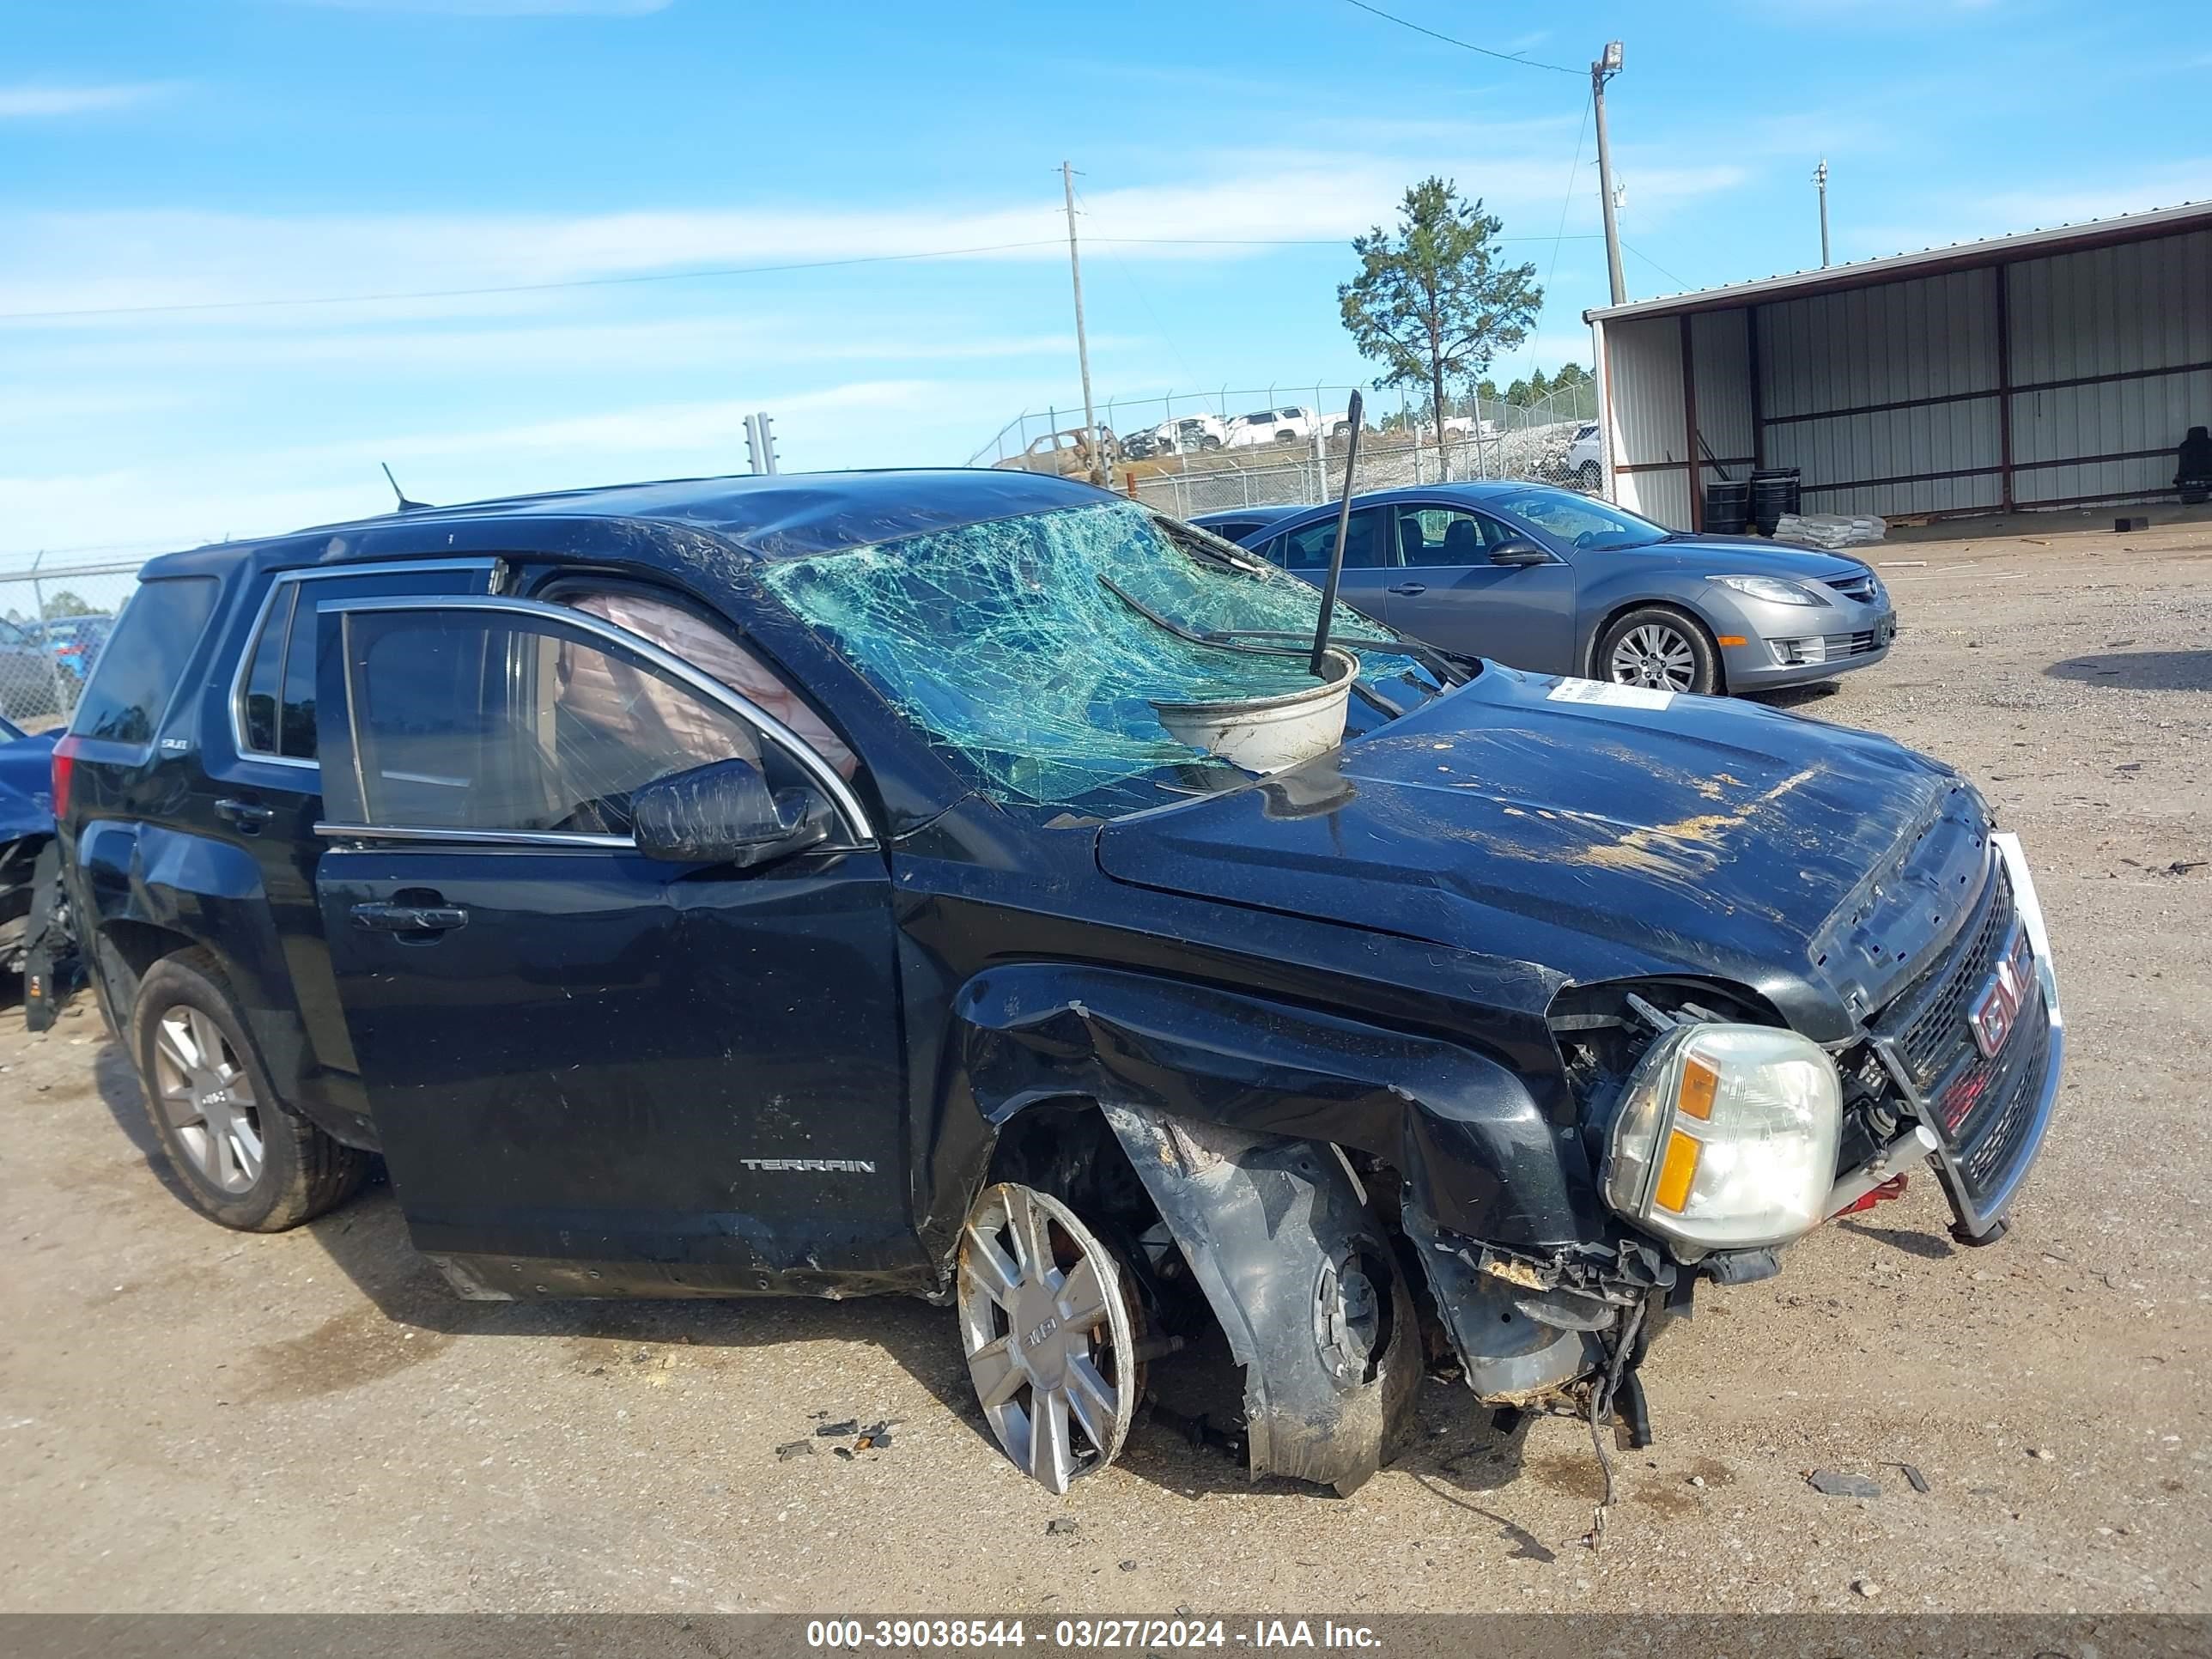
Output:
1583,198,2212,324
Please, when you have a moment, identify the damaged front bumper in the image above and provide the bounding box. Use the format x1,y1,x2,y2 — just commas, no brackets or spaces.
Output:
1870,830,2064,1243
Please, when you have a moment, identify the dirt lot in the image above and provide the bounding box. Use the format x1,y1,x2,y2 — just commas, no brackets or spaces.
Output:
2,511,2208,1616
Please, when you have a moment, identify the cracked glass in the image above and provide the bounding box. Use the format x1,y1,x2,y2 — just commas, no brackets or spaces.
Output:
760,501,1442,811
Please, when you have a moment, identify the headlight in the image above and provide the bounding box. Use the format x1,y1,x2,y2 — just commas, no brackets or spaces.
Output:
1601,1023,1841,1254
1709,574,1828,607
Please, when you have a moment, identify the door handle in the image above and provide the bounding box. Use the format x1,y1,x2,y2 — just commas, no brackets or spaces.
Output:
215,798,275,835
1388,582,1427,596
349,901,470,935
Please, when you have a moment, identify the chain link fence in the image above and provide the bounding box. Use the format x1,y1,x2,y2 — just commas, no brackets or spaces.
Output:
0,558,145,734
968,379,1600,520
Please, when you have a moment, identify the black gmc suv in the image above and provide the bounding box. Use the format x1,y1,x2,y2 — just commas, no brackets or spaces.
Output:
54,470,2063,1497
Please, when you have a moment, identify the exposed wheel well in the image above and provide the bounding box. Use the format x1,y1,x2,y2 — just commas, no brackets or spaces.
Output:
1586,600,1727,694
93,919,199,1024
984,1097,1209,1338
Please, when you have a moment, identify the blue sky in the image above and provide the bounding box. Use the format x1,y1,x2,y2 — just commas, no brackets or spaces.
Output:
3,0,2207,558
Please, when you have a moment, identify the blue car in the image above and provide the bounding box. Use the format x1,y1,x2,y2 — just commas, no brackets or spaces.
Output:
1221,483,1898,696
0,712,59,981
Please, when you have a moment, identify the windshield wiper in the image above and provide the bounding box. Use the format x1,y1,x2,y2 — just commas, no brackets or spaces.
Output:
1197,627,1475,690
1097,575,1419,719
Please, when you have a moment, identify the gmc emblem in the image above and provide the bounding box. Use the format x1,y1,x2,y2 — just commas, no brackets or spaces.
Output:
1967,927,2036,1060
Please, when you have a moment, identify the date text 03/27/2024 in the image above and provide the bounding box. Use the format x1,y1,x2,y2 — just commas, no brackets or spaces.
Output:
804,1618,1382,1650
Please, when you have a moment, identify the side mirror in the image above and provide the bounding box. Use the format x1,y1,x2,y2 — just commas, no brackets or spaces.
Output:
1489,538,1551,567
629,757,833,868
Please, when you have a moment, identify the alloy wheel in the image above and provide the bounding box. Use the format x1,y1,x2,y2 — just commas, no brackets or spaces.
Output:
1608,623,1699,691
957,1183,1139,1494
150,1006,264,1194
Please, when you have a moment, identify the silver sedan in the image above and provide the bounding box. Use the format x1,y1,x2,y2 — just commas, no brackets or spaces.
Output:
1226,483,1897,696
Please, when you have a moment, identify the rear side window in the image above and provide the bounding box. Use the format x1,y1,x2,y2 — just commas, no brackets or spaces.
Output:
68,576,218,745
240,586,296,753
1273,507,1392,572
234,564,497,763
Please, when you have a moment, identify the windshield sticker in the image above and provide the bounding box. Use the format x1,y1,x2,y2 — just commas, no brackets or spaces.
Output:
1547,677,1675,711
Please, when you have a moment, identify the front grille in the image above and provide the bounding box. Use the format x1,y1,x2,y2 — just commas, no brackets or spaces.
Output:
1882,864,2017,1086
1824,574,1878,603
1871,856,2050,1214
1954,995,2051,1194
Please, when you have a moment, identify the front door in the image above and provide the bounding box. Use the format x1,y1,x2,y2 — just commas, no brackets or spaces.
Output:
1380,503,1578,671
307,593,915,1297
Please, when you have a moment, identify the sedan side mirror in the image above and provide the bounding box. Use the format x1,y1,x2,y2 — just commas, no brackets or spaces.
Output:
629,757,833,868
1489,538,1552,567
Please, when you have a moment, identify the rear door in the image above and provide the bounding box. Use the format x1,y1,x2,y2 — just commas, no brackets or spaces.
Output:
185,560,501,1146
307,592,914,1296
1380,502,1578,670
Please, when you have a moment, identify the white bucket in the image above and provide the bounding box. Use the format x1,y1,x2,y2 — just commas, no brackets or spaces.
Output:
1152,647,1358,775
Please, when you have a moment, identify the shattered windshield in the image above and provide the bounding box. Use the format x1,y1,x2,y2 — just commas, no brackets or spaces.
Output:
759,501,1444,812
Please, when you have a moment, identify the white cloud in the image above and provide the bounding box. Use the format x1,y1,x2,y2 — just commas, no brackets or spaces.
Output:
0,82,175,118
0,378,1032,552
5,314,1113,377
0,144,1747,328
1850,163,2212,258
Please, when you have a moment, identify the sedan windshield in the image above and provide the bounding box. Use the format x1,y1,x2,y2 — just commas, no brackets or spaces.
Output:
1488,487,1671,550
760,502,1443,812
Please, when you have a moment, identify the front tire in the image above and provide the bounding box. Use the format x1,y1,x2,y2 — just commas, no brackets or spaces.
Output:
130,949,369,1231
957,1182,1140,1494
1598,606,1721,696
1575,459,1601,491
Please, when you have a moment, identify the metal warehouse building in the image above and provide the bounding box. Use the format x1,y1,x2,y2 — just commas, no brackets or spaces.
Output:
1585,200,2212,531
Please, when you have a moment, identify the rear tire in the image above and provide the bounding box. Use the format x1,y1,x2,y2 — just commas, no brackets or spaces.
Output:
1596,606,1721,696
1576,460,1601,491
129,949,369,1231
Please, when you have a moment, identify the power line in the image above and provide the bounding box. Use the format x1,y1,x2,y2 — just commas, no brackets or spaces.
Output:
1543,91,1594,298
1621,239,1694,292
1092,234,1599,247
1075,188,1200,396
1338,0,1580,74
0,239,1068,323
3,234,1610,324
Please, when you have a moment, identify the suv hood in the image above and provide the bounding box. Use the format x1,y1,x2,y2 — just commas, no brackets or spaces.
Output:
1097,669,1980,1042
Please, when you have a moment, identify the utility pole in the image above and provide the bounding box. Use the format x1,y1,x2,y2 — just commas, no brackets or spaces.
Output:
1814,158,1832,268
1060,161,1104,485
1590,40,1627,307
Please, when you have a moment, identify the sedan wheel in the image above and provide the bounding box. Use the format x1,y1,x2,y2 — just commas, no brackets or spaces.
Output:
150,1006,265,1194
1609,622,1700,691
957,1182,1139,1494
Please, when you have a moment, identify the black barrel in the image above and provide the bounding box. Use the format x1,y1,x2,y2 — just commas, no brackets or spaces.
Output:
1750,467,1802,534
1704,478,1751,534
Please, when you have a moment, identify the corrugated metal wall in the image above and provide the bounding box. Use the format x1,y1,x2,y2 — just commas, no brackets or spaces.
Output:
2008,226,2212,507
1603,222,2209,527
1602,314,1692,526
1758,268,2004,517
1601,219,2203,520
1691,310,1753,512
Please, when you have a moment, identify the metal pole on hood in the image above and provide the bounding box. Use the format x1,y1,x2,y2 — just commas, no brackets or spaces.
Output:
1308,389,1364,679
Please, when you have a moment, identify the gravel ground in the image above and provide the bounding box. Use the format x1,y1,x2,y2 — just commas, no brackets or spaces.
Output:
2,514,2208,1616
